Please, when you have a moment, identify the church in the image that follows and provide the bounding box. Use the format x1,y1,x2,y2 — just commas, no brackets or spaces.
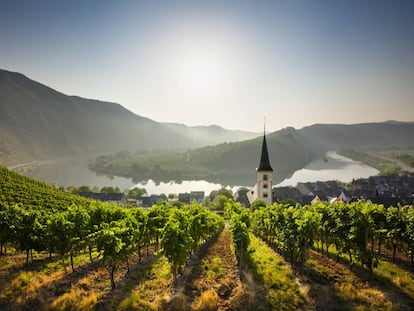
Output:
247,131,274,205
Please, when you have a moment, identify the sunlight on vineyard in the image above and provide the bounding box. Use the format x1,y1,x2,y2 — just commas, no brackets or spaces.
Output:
1,166,414,310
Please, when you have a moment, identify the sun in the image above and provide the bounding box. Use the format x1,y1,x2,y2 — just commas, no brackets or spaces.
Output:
178,52,224,92
169,46,230,99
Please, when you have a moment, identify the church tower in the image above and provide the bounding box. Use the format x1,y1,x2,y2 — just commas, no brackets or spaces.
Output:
256,131,273,204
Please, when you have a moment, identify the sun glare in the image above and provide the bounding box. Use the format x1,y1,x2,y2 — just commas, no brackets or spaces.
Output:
168,44,232,100
178,53,223,92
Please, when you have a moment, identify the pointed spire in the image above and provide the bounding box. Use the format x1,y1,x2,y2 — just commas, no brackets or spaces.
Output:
257,127,273,171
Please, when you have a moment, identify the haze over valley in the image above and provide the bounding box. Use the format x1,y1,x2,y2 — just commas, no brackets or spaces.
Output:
2,1,413,188
2,2,414,310
1,68,414,189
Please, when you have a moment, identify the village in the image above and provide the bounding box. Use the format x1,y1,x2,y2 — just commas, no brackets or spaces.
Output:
77,132,414,209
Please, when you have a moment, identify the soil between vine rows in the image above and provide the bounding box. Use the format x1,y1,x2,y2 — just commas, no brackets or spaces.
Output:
166,226,261,310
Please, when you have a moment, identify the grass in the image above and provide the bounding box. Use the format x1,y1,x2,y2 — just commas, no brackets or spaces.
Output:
0,247,173,311
376,260,414,298
323,244,414,299
195,289,219,311
305,250,392,310
0,249,102,310
311,244,414,309
116,255,172,310
50,288,98,311
244,234,305,310
2,239,414,310
169,291,187,311
201,256,224,280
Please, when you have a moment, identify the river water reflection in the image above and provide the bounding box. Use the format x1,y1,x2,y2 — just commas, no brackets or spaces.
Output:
24,151,378,193
277,151,379,187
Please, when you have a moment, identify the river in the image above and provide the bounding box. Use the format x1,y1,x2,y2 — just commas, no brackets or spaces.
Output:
277,151,379,187
21,151,378,194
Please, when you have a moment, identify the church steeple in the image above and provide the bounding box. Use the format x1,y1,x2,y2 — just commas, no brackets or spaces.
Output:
246,123,274,206
257,132,273,172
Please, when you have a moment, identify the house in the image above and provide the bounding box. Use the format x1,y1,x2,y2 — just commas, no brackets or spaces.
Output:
77,192,127,205
297,182,313,195
273,186,302,202
137,194,166,208
299,195,316,206
178,193,191,204
234,188,250,207
190,191,205,203
137,196,151,208
311,195,328,205
247,131,274,206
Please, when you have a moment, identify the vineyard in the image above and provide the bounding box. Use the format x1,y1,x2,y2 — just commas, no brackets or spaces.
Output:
1,166,414,310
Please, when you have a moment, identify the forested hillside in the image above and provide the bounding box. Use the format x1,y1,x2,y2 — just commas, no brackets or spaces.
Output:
0,69,256,164
89,127,319,185
88,122,414,185
299,121,414,150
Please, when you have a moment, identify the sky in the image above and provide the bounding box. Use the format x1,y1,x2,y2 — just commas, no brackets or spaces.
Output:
1,0,414,132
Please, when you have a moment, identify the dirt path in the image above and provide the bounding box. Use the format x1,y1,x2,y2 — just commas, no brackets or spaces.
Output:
169,227,248,310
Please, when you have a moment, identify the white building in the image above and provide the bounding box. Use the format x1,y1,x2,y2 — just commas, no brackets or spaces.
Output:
247,133,274,205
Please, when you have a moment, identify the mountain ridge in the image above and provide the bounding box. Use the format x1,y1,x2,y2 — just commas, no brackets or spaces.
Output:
88,121,414,186
0,69,257,164
2,68,413,186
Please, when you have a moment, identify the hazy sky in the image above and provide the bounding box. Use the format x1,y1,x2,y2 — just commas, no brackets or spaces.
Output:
1,1,414,132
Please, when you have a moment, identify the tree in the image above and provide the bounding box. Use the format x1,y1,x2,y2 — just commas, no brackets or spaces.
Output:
162,216,192,281
78,185,92,192
147,204,170,251
47,211,74,273
127,187,147,199
0,205,15,255
230,216,250,265
218,188,233,199
209,190,218,201
168,193,177,200
403,205,414,266
250,199,267,211
386,206,405,263
100,186,121,193
67,206,91,272
96,226,126,289
66,186,78,194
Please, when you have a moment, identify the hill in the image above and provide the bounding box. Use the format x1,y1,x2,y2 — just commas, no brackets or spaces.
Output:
163,123,257,147
89,127,320,185
299,121,414,150
0,69,257,164
89,122,414,186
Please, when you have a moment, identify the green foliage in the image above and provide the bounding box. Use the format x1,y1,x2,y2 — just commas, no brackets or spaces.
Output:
162,215,192,279
78,185,92,192
100,186,121,193
88,127,321,185
126,187,147,199
226,202,251,262
217,188,233,199
2,165,414,289
338,149,409,176
213,195,230,211
162,204,224,280
250,199,267,211
245,234,304,309
252,204,320,265
250,200,414,272
0,166,224,287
